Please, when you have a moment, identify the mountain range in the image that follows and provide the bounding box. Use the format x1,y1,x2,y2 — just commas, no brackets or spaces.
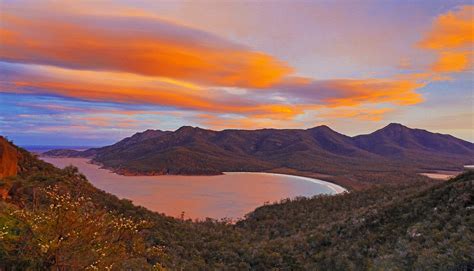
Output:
43,123,474,189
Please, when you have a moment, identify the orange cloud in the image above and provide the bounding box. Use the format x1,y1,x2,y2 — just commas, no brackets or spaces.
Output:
431,51,472,73
2,59,426,127
419,5,473,74
324,79,424,106
1,63,301,120
281,79,424,107
419,5,473,50
0,8,292,88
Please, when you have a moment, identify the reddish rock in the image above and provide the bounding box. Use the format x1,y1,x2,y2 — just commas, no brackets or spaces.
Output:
0,136,18,179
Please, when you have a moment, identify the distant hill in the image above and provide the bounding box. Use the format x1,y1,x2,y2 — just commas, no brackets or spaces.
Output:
354,123,474,166
43,123,474,189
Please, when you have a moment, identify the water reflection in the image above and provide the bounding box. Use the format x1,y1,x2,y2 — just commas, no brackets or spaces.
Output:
42,157,345,220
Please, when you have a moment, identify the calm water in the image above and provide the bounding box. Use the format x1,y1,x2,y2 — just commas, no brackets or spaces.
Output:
41,157,346,220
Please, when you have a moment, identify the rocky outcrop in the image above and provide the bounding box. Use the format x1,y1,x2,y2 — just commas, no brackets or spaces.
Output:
0,136,18,179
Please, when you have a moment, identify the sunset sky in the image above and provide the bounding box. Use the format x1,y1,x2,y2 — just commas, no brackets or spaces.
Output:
0,0,473,146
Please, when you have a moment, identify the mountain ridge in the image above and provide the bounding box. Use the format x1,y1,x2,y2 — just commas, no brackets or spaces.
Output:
43,123,474,189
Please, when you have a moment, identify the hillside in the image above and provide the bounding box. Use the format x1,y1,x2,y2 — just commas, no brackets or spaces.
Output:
1,141,473,269
44,123,474,189
236,170,474,270
354,123,474,168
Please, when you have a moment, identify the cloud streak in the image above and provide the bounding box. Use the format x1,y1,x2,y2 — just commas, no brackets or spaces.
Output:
1,62,423,121
0,3,292,88
276,79,424,107
0,62,303,120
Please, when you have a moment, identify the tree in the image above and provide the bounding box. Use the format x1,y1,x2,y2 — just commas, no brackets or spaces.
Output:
0,186,164,270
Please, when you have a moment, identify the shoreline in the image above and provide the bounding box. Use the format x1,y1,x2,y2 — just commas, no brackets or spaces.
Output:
39,155,350,195
224,172,347,194
41,156,348,194
40,156,346,219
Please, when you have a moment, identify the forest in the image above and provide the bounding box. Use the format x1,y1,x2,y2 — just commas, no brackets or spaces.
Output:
1,143,473,270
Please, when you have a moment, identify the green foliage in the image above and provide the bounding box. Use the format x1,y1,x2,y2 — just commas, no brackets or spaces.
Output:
2,145,473,270
236,171,474,270
0,185,164,270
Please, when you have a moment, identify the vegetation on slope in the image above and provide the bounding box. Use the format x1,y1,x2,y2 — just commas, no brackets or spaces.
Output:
2,142,473,270
238,171,474,269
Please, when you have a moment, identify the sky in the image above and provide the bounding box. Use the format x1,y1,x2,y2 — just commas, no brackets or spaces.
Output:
0,0,473,146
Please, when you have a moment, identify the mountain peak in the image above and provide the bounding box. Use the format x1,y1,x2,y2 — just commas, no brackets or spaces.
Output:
316,124,331,129
373,123,411,135
176,126,200,132
130,129,166,138
383,123,409,130
175,126,213,135
308,125,335,132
